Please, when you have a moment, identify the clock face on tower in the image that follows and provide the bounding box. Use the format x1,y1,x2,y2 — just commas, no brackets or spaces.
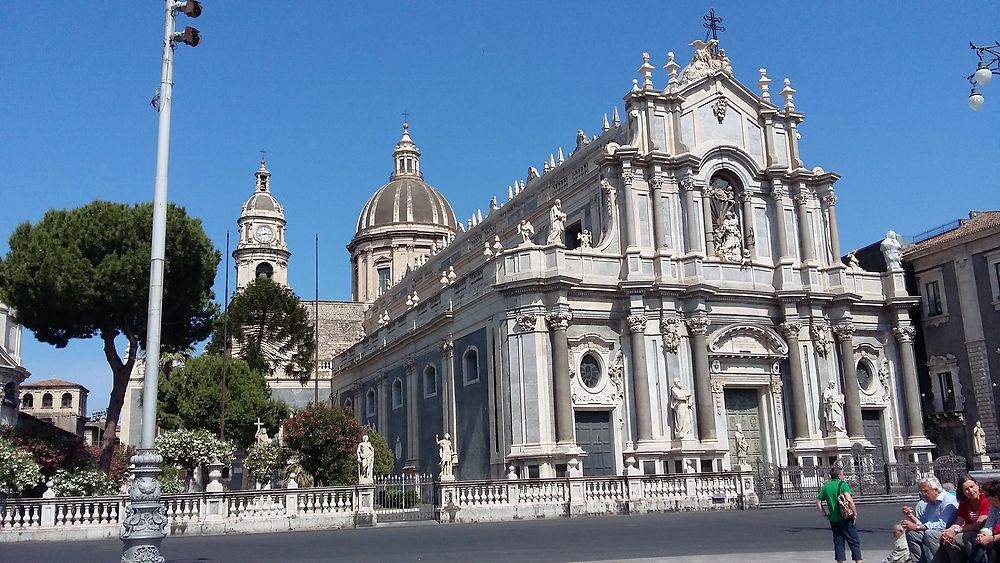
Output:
255,225,275,243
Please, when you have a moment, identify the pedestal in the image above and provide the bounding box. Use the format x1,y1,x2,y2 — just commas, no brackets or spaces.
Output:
974,455,992,471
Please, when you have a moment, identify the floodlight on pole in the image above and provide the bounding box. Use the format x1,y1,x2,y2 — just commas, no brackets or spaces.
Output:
122,1,202,562
966,41,999,111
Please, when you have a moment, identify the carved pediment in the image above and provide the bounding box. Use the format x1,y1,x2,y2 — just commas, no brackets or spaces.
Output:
708,324,788,359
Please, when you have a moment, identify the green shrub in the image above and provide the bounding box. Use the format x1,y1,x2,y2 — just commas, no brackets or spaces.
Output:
377,488,420,508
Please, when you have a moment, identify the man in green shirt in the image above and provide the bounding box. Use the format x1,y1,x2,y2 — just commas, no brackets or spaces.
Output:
816,466,863,563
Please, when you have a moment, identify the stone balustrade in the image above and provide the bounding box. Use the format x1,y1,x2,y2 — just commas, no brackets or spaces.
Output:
0,470,756,542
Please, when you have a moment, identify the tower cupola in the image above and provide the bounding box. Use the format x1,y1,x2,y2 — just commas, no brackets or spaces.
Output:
391,123,422,180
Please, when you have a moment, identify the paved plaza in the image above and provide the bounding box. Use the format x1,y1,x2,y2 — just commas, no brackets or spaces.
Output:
7,502,904,562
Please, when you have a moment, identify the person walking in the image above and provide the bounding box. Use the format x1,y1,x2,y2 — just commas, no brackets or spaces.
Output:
817,466,863,563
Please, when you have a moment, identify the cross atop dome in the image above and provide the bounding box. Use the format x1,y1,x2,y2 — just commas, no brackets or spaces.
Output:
256,154,271,192
391,121,422,180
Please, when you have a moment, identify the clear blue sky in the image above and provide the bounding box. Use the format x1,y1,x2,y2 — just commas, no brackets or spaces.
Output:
2,1,998,414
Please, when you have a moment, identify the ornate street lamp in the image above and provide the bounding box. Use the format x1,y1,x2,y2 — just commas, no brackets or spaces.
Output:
967,41,999,111
122,2,201,562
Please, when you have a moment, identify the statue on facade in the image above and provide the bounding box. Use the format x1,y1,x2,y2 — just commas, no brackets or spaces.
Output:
436,433,455,479
547,199,567,245
577,229,592,249
356,434,375,483
880,230,903,269
517,220,535,245
846,251,860,269
822,380,846,434
715,211,743,262
974,421,988,456
670,378,693,438
733,423,750,467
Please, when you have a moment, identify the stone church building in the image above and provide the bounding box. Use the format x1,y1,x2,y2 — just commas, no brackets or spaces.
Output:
124,39,935,479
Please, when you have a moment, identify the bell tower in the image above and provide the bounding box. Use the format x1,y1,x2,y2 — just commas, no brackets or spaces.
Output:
234,158,290,290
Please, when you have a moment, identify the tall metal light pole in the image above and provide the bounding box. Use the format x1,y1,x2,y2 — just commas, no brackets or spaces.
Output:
122,2,201,562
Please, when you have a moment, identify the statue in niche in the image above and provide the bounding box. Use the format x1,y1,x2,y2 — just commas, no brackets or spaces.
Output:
880,230,903,269
822,380,846,434
974,421,988,456
356,434,375,483
707,179,744,262
547,199,567,245
670,378,693,438
733,423,750,466
716,211,743,262
436,433,455,479
517,220,535,245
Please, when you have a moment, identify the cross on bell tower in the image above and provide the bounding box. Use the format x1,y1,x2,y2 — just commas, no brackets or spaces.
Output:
703,8,725,53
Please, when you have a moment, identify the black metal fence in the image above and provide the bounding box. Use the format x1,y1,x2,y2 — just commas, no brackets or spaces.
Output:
374,473,438,522
753,454,969,502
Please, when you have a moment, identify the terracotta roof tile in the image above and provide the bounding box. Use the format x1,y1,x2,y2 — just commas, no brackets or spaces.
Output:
906,211,1000,254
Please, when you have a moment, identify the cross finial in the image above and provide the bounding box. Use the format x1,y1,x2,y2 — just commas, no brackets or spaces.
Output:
259,149,267,165
703,8,725,52
402,111,410,127
255,417,265,433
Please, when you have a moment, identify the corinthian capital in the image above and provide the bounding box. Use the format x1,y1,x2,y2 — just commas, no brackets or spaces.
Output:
440,338,454,358
685,315,711,335
821,193,838,206
514,313,537,332
779,321,802,339
679,176,697,192
832,322,856,342
546,310,573,330
627,315,648,334
792,193,809,206
893,326,916,343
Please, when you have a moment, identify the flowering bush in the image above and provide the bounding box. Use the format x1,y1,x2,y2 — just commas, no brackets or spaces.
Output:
0,435,44,494
243,443,286,484
51,468,119,497
154,429,235,472
0,424,93,477
283,404,363,486
158,465,184,494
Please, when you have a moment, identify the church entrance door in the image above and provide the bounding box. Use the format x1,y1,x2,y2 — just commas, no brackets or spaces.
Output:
862,410,885,465
575,410,614,476
724,388,763,464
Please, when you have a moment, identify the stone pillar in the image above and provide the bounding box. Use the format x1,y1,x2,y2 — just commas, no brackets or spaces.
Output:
686,315,716,442
741,192,755,258
833,323,864,440
822,193,841,262
650,176,666,250
701,190,716,257
793,191,815,263
771,185,790,260
893,326,926,440
621,172,637,248
404,356,419,464
376,372,388,434
547,310,575,445
681,178,702,254
440,339,456,439
627,315,653,442
780,321,810,440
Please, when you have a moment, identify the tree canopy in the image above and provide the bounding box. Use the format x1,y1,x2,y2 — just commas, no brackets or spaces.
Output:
157,354,289,450
0,201,220,469
212,277,315,380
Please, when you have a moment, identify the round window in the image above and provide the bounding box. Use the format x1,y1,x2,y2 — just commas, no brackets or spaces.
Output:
579,354,601,388
857,362,873,390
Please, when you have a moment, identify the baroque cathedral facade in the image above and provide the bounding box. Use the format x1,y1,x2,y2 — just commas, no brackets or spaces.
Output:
124,38,934,479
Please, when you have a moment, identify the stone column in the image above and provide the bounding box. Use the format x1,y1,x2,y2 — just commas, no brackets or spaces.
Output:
681,178,702,254
404,356,419,463
741,192,755,258
893,326,926,440
702,190,716,257
771,185,790,260
780,321,810,440
546,310,575,445
793,191,815,263
375,371,388,433
440,339,456,439
686,315,716,442
627,315,653,442
650,176,666,250
822,193,841,262
833,323,864,440
621,173,637,248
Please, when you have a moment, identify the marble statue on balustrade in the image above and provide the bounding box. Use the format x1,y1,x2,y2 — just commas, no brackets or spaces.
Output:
670,378,693,438
974,421,988,457
546,199,567,245
880,230,903,269
518,220,535,246
822,380,846,434
577,229,592,249
356,434,374,484
437,433,455,481
733,423,750,468
846,251,861,269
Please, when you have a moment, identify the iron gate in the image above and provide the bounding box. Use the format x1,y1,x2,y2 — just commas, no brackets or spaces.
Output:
753,454,967,502
374,473,438,522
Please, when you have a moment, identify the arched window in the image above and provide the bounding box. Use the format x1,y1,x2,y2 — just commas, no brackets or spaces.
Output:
366,388,376,417
463,348,480,385
255,262,274,279
61,392,73,409
21,393,33,409
42,393,53,409
579,354,602,389
856,361,874,390
423,365,437,398
391,378,403,409
343,398,353,412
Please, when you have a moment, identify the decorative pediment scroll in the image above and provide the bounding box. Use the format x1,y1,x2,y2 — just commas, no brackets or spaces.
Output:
708,324,788,359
